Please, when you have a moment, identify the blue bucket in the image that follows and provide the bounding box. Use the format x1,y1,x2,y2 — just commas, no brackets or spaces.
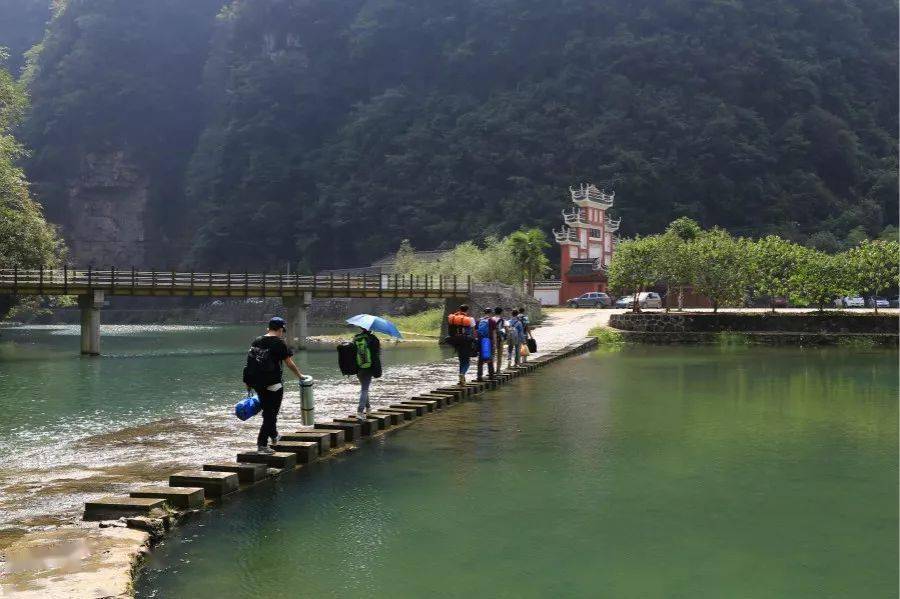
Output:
235,393,261,421
480,337,492,360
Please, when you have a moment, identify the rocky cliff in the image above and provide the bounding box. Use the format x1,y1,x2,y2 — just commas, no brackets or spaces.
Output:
63,151,151,266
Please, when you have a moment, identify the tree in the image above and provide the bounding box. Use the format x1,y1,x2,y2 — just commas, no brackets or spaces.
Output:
790,249,850,312
660,217,702,310
392,239,420,276
507,228,550,294
845,240,900,314
0,52,64,317
749,236,804,312
691,229,749,313
607,236,660,313
666,217,702,243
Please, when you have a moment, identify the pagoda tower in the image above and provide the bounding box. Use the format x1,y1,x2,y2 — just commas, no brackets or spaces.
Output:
552,183,620,303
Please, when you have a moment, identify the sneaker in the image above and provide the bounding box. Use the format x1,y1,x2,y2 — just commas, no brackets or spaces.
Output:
257,445,275,454
355,412,366,421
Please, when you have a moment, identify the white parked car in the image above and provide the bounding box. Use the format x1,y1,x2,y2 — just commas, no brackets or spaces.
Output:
615,292,663,309
837,296,865,308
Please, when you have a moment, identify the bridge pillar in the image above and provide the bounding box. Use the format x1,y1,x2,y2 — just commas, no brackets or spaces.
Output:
284,292,312,350
78,291,104,356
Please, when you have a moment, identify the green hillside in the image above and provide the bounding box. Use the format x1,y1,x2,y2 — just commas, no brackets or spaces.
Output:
11,0,899,270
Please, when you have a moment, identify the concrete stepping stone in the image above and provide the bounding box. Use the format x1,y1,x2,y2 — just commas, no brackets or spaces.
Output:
412,394,446,408
271,441,319,464
315,421,361,442
373,408,413,421
400,400,435,412
429,390,460,403
390,403,424,417
333,417,379,436
304,428,346,448
170,471,238,498
358,412,390,428
280,431,335,454
370,411,403,426
203,462,267,484
236,450,297,469
84,496,167,521
129,486,205,509
435,387,467,399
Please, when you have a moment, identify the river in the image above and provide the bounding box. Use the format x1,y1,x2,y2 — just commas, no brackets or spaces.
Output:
0,324,455,541
134,344,898,598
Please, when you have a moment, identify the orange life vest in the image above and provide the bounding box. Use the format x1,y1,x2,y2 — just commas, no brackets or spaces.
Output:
447,312,475,328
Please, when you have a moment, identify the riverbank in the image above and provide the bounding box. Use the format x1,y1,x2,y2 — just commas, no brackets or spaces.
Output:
606,309,899,346
0,310,606,597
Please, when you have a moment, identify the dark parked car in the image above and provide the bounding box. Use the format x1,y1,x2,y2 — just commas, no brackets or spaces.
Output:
890,296,899,309
567,292,612,308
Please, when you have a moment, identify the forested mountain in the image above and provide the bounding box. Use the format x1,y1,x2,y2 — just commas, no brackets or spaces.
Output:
9,0,899,270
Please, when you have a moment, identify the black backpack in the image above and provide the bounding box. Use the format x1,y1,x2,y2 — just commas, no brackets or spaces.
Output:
243,344,279,387
337,341,359,375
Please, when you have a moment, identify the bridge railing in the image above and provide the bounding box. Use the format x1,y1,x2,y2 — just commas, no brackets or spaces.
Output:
0,267,471,296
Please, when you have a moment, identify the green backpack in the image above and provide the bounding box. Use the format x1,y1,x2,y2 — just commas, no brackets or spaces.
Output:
353,333,372,369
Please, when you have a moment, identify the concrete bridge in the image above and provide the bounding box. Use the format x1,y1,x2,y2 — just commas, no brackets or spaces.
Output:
0,267,470,354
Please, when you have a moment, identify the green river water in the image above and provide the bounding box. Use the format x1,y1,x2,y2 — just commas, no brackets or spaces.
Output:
0,324,454,533
135,345,898,598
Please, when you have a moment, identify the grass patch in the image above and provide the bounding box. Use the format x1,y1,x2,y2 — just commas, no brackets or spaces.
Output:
837,336,879,349
716,331,752,346
384,307,445,338
589,326,625,345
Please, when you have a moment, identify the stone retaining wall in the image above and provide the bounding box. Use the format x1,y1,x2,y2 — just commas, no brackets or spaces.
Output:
609,312,898,334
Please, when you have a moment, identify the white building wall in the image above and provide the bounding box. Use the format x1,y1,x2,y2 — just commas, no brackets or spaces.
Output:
533,288,561,306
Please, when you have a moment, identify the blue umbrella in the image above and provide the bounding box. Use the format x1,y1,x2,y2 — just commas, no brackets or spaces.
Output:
346,314,403,339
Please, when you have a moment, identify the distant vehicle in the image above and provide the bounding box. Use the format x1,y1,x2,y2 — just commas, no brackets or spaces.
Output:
614,292,663,309
890,297,900,309
866,296,889,309
567,292,612,308
837,296,865,308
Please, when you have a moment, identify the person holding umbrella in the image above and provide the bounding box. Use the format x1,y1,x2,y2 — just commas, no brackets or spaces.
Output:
346,314,400,420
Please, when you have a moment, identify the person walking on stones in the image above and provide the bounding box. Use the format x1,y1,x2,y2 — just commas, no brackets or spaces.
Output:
506,309,524,368
518,307,532,363
447,304,476,386
353,326,382,420
490,306,506,373
244,317,304,454
476,308,495,381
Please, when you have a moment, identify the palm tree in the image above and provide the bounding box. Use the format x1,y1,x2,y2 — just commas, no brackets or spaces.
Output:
508,228,551,295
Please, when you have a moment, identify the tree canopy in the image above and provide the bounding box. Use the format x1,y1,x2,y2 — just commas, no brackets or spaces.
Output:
0,53,63,316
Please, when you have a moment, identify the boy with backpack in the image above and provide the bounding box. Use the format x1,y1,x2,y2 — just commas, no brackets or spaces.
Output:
353,327,381,420
490,307,506,373
447,304,476,386
506,309,524,367
244,317,304,454
518,307,533,362
476,308,495,381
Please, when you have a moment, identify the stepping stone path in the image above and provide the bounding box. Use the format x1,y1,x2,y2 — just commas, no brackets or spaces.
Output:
78,334,601,564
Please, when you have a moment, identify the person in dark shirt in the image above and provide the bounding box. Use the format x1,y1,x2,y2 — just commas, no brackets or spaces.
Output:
353,327,382,419
247,317,304,453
